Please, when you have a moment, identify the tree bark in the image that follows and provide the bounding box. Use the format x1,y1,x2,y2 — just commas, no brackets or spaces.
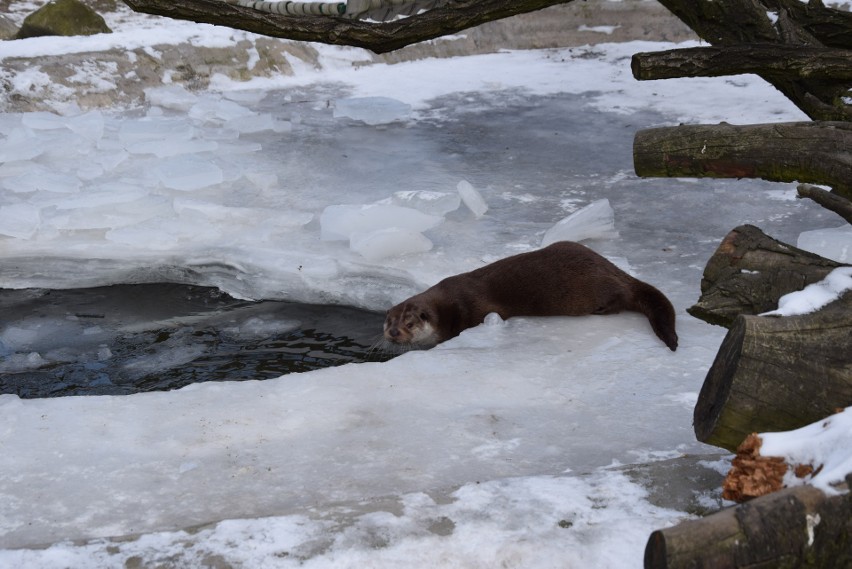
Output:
631,44,852,81
122,0,575,54
687,225,844,327
655,0,852,121
644,475,852,569
633,121,852,200
692,296,852,452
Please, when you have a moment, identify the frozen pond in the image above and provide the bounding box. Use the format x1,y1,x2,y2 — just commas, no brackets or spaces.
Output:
0,39,841,567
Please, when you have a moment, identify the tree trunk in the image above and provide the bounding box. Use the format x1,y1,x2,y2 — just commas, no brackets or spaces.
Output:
644,475,852,569
122,0,575,53
633,121,852,200
687,225,844,328
692,296,852,452
631,44,852,81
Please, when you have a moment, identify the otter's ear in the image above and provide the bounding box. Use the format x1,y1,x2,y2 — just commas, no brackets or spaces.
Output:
420,312,429,321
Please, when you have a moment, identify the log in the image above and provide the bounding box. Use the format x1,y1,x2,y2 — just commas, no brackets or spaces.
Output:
631,44,852,81
687,225,844,327
693,294,852,452
644,474,852,569
122,0,575,54
797,183,852,225
633,121,852,201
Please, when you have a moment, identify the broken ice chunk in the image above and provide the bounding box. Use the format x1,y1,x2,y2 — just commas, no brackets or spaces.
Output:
0,203,41,239
333,97,412,125
350,228,433,260
541,198,618,246
225,113,291,134
2,170,81,194
144,85,199,111
67,110,105,142
320,204,444,241
126,138,219,157
457,180,488,218
21,112,67,130
118,119,195,144
384,190,461,216
189,97,256,123
0,128,44,162
155,156,224,191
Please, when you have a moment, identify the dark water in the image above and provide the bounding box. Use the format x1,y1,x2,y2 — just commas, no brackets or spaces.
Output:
0,284,392,398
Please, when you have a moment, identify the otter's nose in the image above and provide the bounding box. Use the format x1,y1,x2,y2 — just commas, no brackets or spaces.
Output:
388,328,400,338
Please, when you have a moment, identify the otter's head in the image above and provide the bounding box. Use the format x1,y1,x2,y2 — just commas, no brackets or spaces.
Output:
383,299,439,349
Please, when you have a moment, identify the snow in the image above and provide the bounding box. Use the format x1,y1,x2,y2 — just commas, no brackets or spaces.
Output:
761,407,852,495
761,267,852,317
0,2,848,567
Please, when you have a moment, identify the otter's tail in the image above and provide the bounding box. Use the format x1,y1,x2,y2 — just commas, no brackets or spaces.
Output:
632,281,678,351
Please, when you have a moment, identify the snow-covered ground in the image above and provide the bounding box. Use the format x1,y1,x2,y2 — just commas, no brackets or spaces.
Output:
1,2,850,567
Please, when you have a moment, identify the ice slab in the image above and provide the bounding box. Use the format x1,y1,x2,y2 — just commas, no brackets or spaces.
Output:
126,138,219,157
67,110,105,142
797,225,852,263
225,113,291,134
2,170,81,194
541,199,618,246
47,196,174,231
0,128,43,162
21,112,67,130
0,203,41,239
333,96,412,125
189,97,256,123
155,156,224,191
320,204,444,241
144,85,199,111
381,190,461,216
350,228,434,260
118,119,195,144
457,180,488,218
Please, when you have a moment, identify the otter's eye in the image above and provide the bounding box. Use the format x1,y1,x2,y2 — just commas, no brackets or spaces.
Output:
420,312,429,321
406,322,414,329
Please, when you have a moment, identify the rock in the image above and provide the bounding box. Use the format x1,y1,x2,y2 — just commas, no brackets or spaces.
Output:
16,0,112,39
0,14,18,41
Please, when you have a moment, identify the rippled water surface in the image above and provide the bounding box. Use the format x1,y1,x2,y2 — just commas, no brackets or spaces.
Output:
0,284,390,398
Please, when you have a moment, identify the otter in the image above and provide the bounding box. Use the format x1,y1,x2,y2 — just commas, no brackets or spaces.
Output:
383,241,678,351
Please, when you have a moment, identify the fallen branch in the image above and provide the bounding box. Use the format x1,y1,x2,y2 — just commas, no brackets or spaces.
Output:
797,183,852,225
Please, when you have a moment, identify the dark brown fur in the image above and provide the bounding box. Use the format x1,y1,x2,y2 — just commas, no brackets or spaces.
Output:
384,241,678,350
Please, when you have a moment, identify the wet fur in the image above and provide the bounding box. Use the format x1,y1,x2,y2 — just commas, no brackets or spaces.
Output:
384,241,678,351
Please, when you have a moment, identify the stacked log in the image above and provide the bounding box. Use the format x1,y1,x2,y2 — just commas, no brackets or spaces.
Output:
644,473,852,569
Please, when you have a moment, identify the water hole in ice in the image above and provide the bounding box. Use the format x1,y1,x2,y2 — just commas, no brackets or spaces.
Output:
0,284,391,398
